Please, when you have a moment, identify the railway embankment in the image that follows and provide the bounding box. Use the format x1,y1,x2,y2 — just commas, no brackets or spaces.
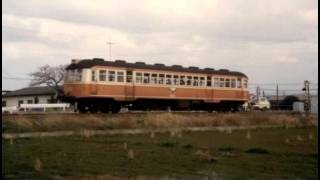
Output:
2,112,317,137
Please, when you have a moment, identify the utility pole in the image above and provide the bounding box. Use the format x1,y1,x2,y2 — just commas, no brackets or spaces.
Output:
302,80,311,114
276,84,279,110
107,41,114,61
305,80,311,114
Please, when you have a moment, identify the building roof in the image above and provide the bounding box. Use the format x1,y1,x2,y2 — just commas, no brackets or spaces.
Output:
2,90,11,95
266,94,317,101
2,86,62,97
66,58,248,78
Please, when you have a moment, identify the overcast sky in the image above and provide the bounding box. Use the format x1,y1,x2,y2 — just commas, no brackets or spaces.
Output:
2,0,318,93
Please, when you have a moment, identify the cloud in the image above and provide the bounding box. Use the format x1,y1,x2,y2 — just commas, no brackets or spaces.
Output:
2,0,318,91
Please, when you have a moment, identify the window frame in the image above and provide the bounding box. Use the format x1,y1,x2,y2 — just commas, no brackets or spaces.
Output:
75,69,82,81
225,78,231,88
231,79,236,88
237,78,242,88
135,72,143,84
199,77,206,87
187,76,192,86
193,76,199,86
158,74,165,85
108,70,116,82
99,70,107,82
151,73,158,84
173,75,179,86
219,78,225,88
206,76,212,87
166,74,172,85
143,73,150,84
243,79,248,88
126,70,133,83
180,75,186,86
117,71,125,83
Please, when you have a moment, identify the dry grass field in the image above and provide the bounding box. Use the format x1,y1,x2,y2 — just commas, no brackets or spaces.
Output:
2,112,318,179
2,112,317,133
3,126,318,179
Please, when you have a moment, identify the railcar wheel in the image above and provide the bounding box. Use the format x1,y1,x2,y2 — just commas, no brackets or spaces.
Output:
90,106,98,113
101,104,110,113
78,104,88,113
111,104,121,113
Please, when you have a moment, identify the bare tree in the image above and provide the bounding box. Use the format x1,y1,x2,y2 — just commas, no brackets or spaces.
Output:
29,64,66,100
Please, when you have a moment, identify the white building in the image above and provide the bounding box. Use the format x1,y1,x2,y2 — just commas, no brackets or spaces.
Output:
2,86,61,108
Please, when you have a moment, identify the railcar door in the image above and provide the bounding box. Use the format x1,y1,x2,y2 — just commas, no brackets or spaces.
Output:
125,70,135,100
205,76,215,102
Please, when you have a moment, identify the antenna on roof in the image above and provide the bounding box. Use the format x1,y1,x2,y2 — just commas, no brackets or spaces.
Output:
107,39,114,61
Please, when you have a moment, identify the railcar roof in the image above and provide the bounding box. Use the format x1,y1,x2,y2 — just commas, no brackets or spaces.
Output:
66,58,247,78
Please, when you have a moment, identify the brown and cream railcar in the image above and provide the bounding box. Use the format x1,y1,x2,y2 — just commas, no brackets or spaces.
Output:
63,58,249,113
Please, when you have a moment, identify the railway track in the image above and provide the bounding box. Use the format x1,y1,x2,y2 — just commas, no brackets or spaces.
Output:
2,111,221,116
2,110,298,117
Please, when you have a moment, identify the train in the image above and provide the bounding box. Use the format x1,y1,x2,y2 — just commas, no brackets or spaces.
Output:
63,58,249,113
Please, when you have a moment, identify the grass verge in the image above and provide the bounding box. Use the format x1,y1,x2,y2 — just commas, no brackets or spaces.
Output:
3,126,318,179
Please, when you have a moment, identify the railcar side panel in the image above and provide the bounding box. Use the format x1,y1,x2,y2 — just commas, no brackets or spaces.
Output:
64,83,248,101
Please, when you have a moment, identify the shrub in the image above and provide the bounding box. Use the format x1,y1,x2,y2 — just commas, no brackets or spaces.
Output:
159,141,177,148
246,148,270,154
182,144,194,149
218,146,237,152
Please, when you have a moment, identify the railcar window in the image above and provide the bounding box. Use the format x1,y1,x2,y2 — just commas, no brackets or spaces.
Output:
200,77,206,87
64,70,69,81
219,78,225,87
237,78,242,88
193,77,199,86
225,78,230,88
65,70,70,81
136,72,143,83
108,71,116,82
180,76,186,86
207,76,212,87
126,71,133,83
67,70,72,81
231,79,236,88
99,70,106,81
143,73,150,84
91,70,96,82
166,75,172,85
187,76,192,86
243,79,248,88
75,69,82,81
173,75,179,85
151,74,157,84
214,77,219,87
70,70,76,81
158,74,165,84
69,70,74,81
117,72,124,82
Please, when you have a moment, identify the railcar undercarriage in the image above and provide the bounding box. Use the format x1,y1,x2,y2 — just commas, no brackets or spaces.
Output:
70,97,244,113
